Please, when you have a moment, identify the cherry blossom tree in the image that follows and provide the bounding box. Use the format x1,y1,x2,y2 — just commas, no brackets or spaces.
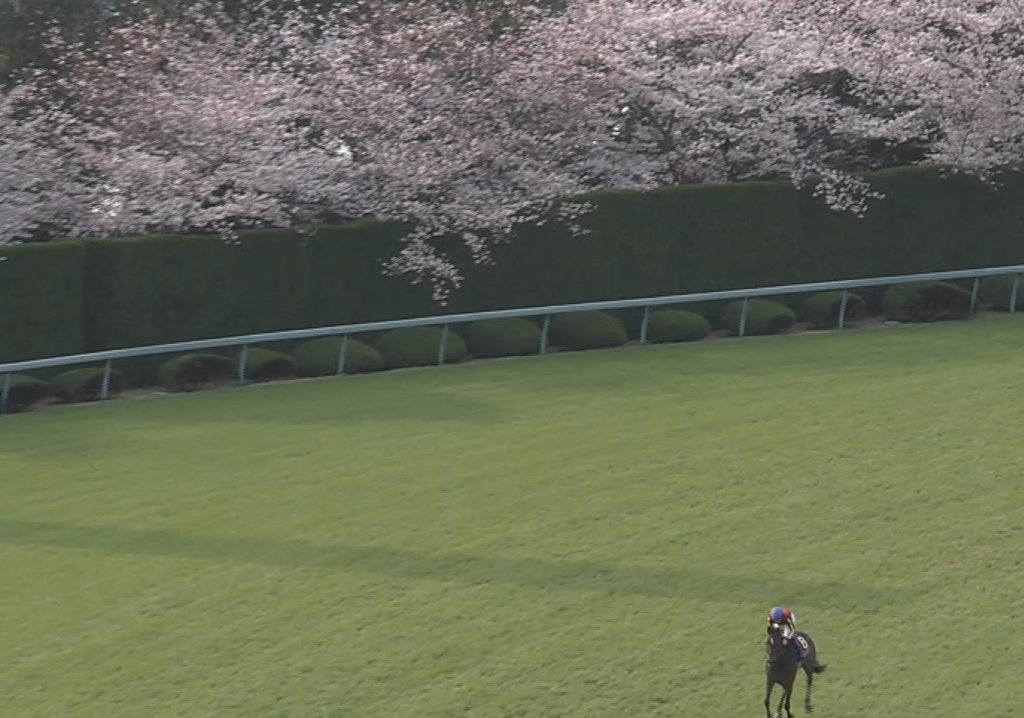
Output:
509,0,1024,212
1,0,1021,298
3,1,596,296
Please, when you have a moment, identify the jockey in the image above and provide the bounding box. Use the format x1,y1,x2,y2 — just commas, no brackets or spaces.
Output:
768,606,797,638
768,606,804,660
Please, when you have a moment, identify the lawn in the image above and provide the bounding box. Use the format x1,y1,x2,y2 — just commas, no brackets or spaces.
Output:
2,316,1023,717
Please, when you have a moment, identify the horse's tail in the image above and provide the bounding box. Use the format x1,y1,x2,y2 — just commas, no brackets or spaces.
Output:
812,663,827,674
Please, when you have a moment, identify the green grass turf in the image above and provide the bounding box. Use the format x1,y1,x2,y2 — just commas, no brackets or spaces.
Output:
2,315,1024,717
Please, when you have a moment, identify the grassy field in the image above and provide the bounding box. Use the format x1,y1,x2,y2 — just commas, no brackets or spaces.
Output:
2,316,1023,717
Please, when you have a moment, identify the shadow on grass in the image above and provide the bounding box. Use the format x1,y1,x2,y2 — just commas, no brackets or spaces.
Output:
0,516,911,612
0,378,509,440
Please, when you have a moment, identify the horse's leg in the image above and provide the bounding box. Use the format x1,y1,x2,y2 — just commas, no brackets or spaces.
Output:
776,683,789,718
764,676,774,718
804,667,815,714
783,679,794,718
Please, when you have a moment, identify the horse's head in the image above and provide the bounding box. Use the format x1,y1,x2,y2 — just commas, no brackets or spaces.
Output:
765,622,788,660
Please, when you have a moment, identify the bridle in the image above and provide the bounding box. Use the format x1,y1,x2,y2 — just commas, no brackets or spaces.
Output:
765,622,786,659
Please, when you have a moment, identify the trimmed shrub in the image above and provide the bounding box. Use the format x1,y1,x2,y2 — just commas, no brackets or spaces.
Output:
883,281,972,322
51,367,125,402
465,318,542,358
240,347,296,382
292,337,384,376
549,311,628,350
158,353,235,391
375,327,468,369
646,309,711,343
804,291,867,329
720,299,796,336
979,275,1021,311
2,374,50,412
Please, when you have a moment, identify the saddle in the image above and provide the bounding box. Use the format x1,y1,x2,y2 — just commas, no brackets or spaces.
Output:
784,632,808,662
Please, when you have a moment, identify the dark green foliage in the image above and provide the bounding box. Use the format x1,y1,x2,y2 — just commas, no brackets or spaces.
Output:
854,286,888,317
549,311,628,350
5,167,1024,367
50,367,125,402
979,275,1022,311
465,318,542,357
240,347,296,382
113,356,167,390
804,291,867,329
685,300,732,326
883,282,972,322
452,167,1024,315
82,231,317,351
2,374,50,412
720,299,796,336
303,221,437,328
0,241,85,362
292,337,384,376
375,327,468,369
646,309,711,343
158,353,235,391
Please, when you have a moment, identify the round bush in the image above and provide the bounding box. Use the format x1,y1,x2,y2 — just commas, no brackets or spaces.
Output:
466,318,542,358
883,281,971,322
158,353,235,391
548,311,628,351
979,275,1021,311
240,347,296,383
50,367,125,403
375,327,468,369
292,337,384,376
2,374,50,412
720,299,796,336
646,309,711,343
804,291,867,329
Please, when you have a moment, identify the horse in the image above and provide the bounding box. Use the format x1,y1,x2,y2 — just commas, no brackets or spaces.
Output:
764,623,827,718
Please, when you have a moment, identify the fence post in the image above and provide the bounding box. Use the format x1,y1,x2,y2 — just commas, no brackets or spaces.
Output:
837,289,850,329
1011,275,1021,314
738,297,751,338
1,373,10,415
335,335,349,375
970,277,981,316
639,306,651,344
100,359,113,400
437,323,450,366
237,344,249,385
539,315,551,354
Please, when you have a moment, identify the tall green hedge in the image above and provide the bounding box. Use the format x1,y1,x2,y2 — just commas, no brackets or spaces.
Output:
3,166,1024,366
82,230,317,350
446,167,1024,311
0,241,84,362
79,222,437,353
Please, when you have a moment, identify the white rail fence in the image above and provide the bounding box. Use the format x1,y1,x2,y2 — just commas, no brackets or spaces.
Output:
2,263,1023,413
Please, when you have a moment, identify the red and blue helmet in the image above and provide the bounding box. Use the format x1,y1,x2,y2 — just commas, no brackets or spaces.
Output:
770,606,791,623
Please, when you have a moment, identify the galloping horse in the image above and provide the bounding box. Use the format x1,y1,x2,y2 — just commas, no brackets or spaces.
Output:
764,623,827,718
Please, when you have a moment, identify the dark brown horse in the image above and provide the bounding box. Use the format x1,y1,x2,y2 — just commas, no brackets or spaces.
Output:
764,624,827,718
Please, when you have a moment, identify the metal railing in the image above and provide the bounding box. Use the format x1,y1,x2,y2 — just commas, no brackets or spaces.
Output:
2,263,1023,413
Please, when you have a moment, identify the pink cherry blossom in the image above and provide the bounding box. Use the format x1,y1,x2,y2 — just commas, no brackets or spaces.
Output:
1,0,1020,299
